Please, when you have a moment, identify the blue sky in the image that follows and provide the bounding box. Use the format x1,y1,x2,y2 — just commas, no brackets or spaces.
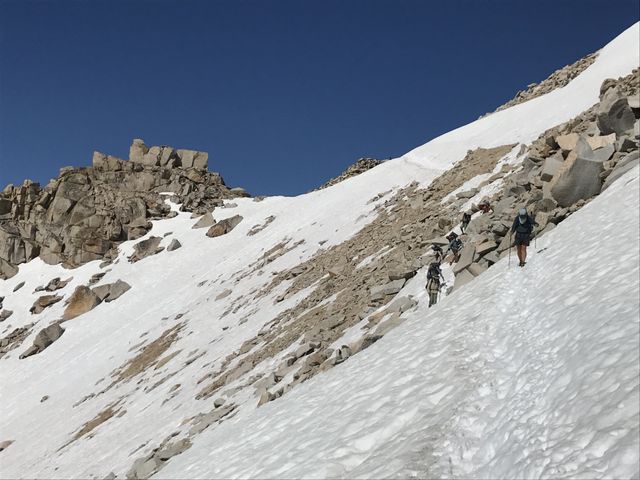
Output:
0,0,638,196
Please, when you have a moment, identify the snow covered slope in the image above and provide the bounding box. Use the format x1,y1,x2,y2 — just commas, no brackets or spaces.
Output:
159,165,640,480
0,22,638,480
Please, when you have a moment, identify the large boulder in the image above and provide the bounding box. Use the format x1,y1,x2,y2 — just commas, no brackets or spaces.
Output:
452,244,476,274
0,258,19,280
34,323,65,350
555,133,580,152
29,294,63,314
597,88,636,135
129,139,149,164
129,236,164,263
177,149,208,170
192,212,215,229
20,323,65,358
92,280,131,303
63,286,102,320
370,279,406,300
452,268,475,292
540,152,564,182
550,141,605,207
602,151,640,191
206,215,243,238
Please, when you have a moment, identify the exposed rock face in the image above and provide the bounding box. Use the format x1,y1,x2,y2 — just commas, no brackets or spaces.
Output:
317,158,383,190
0,139,248,278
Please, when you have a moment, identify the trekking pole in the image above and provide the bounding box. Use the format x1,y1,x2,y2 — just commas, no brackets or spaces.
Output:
508,232,512,268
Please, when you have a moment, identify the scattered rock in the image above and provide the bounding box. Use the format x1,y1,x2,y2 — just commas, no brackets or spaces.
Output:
92,280,132,303
167,239,182,251
206,215,243,238
0,310,13,322
20,323,65,358
129,237,164,263
13,281,25,292
29,294,63,314
370,279,406,300
0,440,14,452
192,213,215,229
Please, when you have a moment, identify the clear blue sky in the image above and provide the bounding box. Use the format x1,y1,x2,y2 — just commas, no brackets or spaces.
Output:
0,1,638,196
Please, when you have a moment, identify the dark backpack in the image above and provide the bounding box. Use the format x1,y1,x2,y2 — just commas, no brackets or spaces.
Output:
427,263,441,281
462,213,471,224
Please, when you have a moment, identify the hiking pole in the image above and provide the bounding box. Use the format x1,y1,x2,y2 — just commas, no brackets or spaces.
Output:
508,232,512,268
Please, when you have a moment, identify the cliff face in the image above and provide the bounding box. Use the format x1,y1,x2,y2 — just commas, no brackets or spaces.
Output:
0,139,248,278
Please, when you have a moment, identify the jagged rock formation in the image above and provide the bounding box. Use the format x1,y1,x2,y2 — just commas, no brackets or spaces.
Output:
0,139,249,278
317,157,383,190
493,52,599,114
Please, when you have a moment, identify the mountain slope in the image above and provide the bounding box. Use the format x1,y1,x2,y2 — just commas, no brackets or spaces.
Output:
160,164,640,479
0,22,638,480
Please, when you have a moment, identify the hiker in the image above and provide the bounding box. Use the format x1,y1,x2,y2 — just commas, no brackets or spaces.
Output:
445,232,463,264
460,211,472,233
425,261,445,307
431,244,444,262
511,208,538,267
478,201,492,214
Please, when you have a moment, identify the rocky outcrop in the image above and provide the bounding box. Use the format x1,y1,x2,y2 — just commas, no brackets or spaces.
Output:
490,52,598,114
0,139,249,278
317,158,383,190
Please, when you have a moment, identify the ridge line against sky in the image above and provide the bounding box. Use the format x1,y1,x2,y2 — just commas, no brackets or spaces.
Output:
1,0,639,196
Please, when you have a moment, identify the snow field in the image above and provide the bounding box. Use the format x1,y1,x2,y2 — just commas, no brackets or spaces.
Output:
0,21,637,479
159,165,639,479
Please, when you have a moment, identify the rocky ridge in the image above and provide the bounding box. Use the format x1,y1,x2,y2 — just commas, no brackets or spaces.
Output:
0,139,249,278
316,157,383,190
489,52,599,115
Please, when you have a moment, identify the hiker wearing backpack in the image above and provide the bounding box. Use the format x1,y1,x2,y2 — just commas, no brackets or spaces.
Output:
425,261,445,307
511,208,538,267
460,212,472,234
445,232,463,264
431,244,444,262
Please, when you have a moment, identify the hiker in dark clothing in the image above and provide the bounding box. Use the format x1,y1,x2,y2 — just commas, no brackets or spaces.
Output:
460,212,472,234
425,261,445,307
511,208,538,267
445,232,463,264
431,244,444,262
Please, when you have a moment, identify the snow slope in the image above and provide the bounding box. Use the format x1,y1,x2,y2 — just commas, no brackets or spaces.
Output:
0,22,638,479
159,166,640,480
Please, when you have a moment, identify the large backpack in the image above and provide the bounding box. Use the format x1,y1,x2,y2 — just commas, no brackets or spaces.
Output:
427,263,441,281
